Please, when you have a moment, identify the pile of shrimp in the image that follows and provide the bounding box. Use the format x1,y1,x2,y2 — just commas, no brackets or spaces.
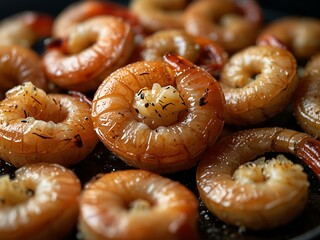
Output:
0,0,320,239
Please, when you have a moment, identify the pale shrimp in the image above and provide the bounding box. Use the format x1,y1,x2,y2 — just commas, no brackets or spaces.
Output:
43,16,135,92
136,29,228,76
0,11,53,48
183,0,263,53
294,54,320,138
91,53,225,173
0,82,99,168
0,162,81,240
52,0,142,39
129,0,189,33
257,16,320,61
219,45,299,125
196,127,320,230
79,169,199,240
0,44,49,100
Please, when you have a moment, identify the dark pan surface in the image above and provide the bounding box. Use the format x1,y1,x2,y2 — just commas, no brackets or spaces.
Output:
0,1,319,239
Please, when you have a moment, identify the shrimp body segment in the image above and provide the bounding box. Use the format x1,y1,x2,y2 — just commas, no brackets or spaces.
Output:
43,16,135,92
0,163,81,240
91,53,225,173
79,169,199,240
196,127,320,230
220,45,298,125
0,82,99,167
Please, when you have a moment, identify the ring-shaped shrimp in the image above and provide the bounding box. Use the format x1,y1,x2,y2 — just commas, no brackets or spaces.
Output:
219,45,298,125
0,82,99,168
0,44,49,100
183,0,263,53
43,16,135,92
0,11,53,48
79,169,199,240
91,53,225,173
53,0,142,39
196,127,320,230
294,54,320,138
0,162,81,240
256,16,320,61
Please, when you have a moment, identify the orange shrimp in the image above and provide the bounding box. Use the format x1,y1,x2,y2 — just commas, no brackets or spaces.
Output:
135,29,228,76
79,169,199,240
91,53,225,173
53,0,142,39
294,54,320,138
0,162,81,240
43,16,135,92
219,45,299,125
197,127,320,230
257,16,320,61
0,82,99,168
0,44,49,100
183,0,263,53
0,11,53,48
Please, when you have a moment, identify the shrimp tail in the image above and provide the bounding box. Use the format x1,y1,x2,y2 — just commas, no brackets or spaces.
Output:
164,52,196,72
296,138,320,177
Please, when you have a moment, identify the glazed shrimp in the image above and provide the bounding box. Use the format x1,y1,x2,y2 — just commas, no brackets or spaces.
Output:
294,54,320,138
79,169,199,240
196,127,320,230
183,0,263,53
0,11,53,48
53,0,142,39
0,44,49,100
136,29,228,76
219,45,298,125
257,16,320,61
43,16,134,92
0,82,99,168
0,162,81,240
91,53,225,173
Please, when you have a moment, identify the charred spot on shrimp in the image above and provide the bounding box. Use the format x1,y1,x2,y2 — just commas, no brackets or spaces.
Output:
74,134,83,148
199,88,209,106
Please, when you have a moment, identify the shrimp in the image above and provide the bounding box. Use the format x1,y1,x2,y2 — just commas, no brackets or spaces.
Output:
79,169,199,240
52,0,142,39
219,45,299,125
0,44,49,100
183,0,263,53
91,53,225,173
294,54,320,138
256,16,320,61
136,29,228,76
0,11,53,48
196,127,320,230
129,0,189,33
0,82,99,168
43,16,135,92
0,162,81,240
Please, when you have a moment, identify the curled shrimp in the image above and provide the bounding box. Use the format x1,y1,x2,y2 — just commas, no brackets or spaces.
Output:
219,45,299,125
257,16,320,61
79,169,199,240
294,54,320,138
0,82,99,168
0,44,49,100
43,16,135,92
136,29,228,76
53,0,142,39
0,162,81,240
183,0,263,53
91,53,225,173
196,127,320,230
0,11,53,48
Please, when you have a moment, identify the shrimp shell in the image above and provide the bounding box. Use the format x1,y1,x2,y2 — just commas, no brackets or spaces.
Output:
220,45,299,125
0,82,99,167
196,127,320,230
0,163,81,240
79,169,199,240
91,53,225,173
